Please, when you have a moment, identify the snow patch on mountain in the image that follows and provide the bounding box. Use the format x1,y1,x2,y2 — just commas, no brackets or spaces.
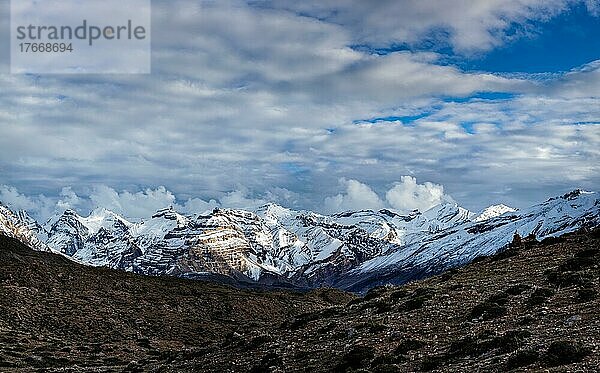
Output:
475,204,517,222
354,190,599,277
1,189,598,291
0,203,51,252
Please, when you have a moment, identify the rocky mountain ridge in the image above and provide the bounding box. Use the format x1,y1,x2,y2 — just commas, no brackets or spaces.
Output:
0,189,598,292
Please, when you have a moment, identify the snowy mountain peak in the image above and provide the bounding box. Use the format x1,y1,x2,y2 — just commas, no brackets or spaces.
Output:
1,190,598,292
475,204,517,222
422,202,473,221
89,206,118,217
0,201,51,252
84,208,132,234
560,189,593,200
151,206,190,227
255,203,294,223
405,202,474,233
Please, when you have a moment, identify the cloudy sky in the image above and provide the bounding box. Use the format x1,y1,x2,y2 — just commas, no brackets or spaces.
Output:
0,0,599,221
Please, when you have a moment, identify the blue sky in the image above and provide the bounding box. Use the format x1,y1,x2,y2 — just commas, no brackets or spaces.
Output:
466,2,600,73
0,0,599,221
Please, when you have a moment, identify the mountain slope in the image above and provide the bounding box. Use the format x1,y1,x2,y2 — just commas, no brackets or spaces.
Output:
0,203,50,252
0,190,598,292
0,234,353,371
1,224,598,371
474,204,516,222
341,190,599,291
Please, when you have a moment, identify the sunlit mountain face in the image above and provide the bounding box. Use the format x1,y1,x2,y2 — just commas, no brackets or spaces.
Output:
2,190,598,292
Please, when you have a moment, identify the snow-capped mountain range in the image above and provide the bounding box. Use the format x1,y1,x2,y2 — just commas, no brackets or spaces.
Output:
1,190,598,292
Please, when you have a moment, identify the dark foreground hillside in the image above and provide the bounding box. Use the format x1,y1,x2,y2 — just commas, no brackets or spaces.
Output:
1,229,599,372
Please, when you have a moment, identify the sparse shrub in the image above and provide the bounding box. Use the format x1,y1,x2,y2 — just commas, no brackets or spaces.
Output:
375,300,393,314
559,256,595,272
124,361,143,373
371,354,402,367
221,331,243,347
493,330,532,353
506,349,539,370
246,334,272,350
545,269,588,288
337,346,375,370
136,337,150,348
400,288,434,312
402,296,427,311
487,292,510,305
527,296,548,307
518,315,536,326
544,340,591,367
470,301,507,320
540,236,565,245
527,287,555,307
492,246,519,261
413,287,435,298
532,287,555,298
347,297,365,307
285,307,338,330
364,286,387,301
317,321,337,334
575,248,599,258
448,336,478,357
420,355,445,371
439,268,458,282
511,232,522,247
320,307,340,318
361,299,392,314
368,322,388,333
373,363,402,373
293,349,312,360
506,284,531,296
477,329,495,340
471,255,489,264
0,361,16,368
180,347,209,360
577,288,598,302
356,321,387,333
449,330,532,360
250,352,281,373
284,312,318,330
394,339,425,355
389,289,409,301
158,350,178,363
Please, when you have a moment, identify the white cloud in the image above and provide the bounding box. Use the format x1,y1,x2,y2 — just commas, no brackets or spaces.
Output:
180,197,220,215
89,186,177,219
545,60,600,98
585,0,600,16
0,1,598,215
385,176,454,212
324,179,385,212
323,177,455,213
259,0,577,52
0,185,38,211
219,188,268,210
0,185,56,222
56,187,84,211
0,184,293,221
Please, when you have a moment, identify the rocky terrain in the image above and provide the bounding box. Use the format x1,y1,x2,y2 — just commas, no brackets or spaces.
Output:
1,190,598,293
1,227,599,372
